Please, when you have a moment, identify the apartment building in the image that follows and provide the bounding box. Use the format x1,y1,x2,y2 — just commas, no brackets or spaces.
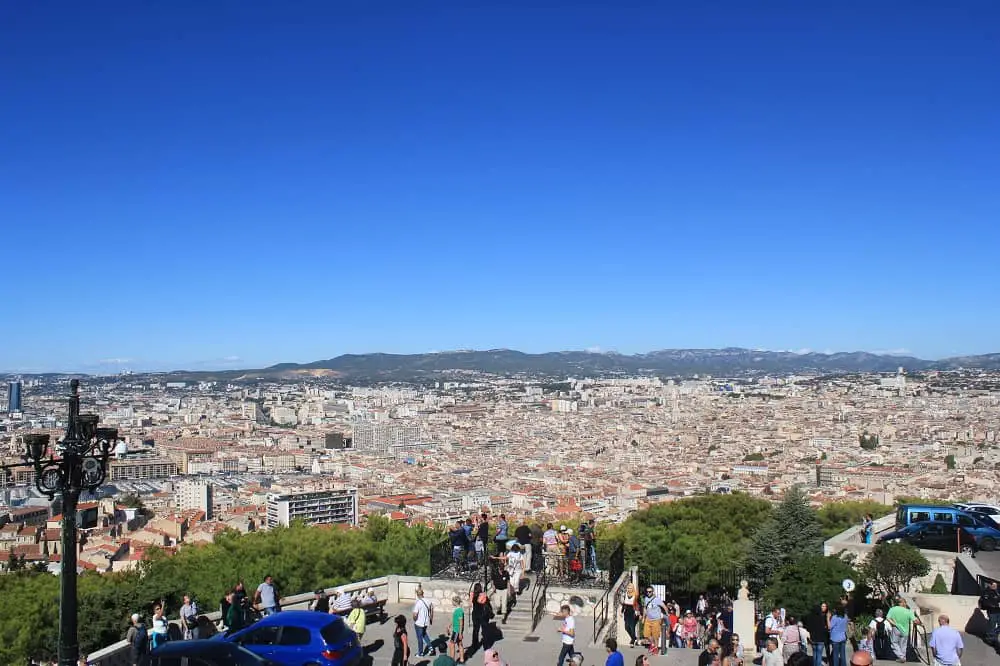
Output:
266,487,359,528
174,479,213,520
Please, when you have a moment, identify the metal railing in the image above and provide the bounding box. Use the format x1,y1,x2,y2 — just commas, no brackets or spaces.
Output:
430,538,487,581
531,566,549,632
538,540,624,589
594,560,630,643
978,573,1000,590
636,566,764,610
910,622,932,664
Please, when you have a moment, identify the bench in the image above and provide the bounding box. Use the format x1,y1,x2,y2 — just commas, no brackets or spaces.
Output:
332,599,388,624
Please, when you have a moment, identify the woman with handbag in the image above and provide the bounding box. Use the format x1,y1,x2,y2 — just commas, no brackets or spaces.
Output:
781,615,803,663
623,583,639,647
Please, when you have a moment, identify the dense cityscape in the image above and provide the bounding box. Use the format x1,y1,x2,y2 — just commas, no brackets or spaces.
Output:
2,361,999,572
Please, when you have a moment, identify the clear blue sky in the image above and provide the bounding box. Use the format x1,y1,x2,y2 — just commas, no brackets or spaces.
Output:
2,1,998,372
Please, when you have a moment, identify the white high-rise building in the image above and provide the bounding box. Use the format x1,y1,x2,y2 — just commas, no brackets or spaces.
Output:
266,487,359,528
352,416,419,455
174,479,213,519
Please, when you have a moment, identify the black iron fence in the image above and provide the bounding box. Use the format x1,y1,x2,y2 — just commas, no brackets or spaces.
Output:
637,566,764,611
592,544,626,641
537,539,624,589
429,538,489,584
530,566,548,632
432,538,625,592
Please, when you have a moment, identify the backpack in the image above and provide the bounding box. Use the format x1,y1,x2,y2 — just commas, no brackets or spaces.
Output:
874,617,888,640
754,618,767,646
132,623,148,653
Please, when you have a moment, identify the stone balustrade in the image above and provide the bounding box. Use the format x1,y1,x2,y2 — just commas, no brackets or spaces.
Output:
85,571,618,664
86,576,391,665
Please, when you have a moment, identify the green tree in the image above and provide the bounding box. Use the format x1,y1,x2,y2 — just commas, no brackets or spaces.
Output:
604,493,772,591
745,486,824,585
859,433,879,450
927,573,949,594
743,452,765,462
893,496,953,507
0,518,444,663
859,541,930,598
945,455,956,470
764,554,863,618
816,501,891,539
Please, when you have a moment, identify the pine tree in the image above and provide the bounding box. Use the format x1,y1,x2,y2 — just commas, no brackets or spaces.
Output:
745,485,824,585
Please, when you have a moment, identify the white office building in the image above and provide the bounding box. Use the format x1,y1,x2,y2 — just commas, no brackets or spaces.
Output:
266,487,359,528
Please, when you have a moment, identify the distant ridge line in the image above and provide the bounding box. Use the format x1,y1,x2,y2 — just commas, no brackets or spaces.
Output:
12,348,999,380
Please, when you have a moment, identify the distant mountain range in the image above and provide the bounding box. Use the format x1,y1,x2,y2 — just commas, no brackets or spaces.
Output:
134,347,1000,382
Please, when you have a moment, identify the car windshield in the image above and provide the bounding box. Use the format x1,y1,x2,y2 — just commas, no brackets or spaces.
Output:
320,618,353,646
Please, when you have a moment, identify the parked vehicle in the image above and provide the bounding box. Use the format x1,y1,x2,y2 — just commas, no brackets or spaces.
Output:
142,640,283,666
896,504,983,529
217,611,363,666
878,521,981,555
955,503,1000,526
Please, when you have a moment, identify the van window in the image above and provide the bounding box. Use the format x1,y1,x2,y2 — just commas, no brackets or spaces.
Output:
911,511,931,523
957,514,980,527
896,507,906,528
932,512,954,523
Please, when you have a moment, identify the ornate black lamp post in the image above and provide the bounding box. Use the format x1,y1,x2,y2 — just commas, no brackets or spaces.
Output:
5,379,118,666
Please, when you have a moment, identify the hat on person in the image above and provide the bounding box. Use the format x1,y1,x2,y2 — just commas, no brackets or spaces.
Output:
131,613,140,623
559,525,567,532
566,528,573,535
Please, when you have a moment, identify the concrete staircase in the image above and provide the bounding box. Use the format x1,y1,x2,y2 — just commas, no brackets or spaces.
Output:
499,584,536,638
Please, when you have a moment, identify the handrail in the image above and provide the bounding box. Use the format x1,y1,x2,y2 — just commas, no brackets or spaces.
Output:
910,622,931,665
594,585,610,641
531,567,548,632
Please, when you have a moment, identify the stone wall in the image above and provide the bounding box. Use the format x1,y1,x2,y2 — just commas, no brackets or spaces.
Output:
824,513,962,593
87,576,392,665
86,573,612,664
908,592,983,631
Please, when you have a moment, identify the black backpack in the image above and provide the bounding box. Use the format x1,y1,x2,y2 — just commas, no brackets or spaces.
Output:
132,623,148,653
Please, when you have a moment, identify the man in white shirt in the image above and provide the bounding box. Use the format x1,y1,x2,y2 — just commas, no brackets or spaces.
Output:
763,607,782,649
555,604,575,666
696,595,708,617
762,637,782,666
412,587,434,656
254,575,279,616
179,595,199,640
507,543,525,596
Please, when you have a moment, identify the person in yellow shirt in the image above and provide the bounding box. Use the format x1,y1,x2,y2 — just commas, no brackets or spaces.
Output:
347,598,367,644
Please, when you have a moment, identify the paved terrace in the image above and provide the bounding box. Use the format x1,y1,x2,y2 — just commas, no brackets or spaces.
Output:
85,565,996,665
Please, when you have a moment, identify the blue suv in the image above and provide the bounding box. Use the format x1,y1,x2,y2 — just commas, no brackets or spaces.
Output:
217,611,363,666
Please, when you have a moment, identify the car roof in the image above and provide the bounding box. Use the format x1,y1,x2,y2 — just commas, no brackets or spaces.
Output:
900,504,962,511
152,641,247,656
253,610,340,628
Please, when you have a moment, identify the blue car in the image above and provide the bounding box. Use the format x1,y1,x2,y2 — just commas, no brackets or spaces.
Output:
143,640,283,666
217,611,363,666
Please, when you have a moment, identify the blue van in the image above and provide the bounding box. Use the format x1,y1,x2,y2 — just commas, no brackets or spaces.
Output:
894,504,1000,551
896,504,977,528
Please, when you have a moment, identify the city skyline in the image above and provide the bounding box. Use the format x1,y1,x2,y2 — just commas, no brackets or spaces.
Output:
3,2,998,370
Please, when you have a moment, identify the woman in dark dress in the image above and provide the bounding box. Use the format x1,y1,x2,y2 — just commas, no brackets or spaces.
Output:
391,614,410,666
470,582,493,648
